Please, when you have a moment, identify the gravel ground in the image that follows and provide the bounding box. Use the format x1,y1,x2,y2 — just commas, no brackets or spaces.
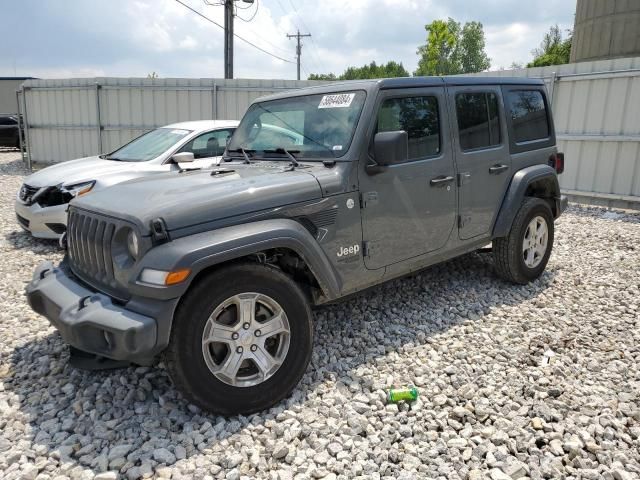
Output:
0,147,639,480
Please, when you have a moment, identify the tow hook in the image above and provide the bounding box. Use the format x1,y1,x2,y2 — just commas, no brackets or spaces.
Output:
78,296,91,310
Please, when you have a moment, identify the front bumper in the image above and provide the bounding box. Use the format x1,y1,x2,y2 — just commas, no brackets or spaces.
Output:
15,200,67,239
26,261,160,364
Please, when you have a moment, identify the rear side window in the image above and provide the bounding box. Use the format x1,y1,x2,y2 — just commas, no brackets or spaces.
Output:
377,96,440,160
507,90,549,143
455,92,501,151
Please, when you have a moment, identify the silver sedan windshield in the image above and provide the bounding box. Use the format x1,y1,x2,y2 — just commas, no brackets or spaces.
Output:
106,127,192,162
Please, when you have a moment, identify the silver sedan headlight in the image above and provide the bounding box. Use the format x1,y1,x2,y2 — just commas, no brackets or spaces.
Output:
62,180,96,197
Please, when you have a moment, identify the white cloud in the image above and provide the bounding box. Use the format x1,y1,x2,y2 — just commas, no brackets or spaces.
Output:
0,0,576,79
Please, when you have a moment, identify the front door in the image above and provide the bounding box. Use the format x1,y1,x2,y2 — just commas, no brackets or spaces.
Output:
358,87,457,270
448,86,512,239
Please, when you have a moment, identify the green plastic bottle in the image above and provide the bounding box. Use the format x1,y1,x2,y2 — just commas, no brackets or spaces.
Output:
387,387,419,403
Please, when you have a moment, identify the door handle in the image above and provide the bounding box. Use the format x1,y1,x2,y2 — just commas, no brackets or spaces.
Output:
489,164,509,174
430,175,455,187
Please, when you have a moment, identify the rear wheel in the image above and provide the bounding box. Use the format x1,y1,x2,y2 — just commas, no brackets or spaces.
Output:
164,263,313,415
493,197,554,284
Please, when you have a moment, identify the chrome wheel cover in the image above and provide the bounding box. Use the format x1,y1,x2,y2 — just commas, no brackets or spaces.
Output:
201,292,290,387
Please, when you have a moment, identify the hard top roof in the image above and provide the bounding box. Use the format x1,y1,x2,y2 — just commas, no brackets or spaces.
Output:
255,76,545,103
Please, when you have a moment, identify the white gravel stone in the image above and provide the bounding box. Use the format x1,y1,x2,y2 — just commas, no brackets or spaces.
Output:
94,473,118,480
1,149,639,479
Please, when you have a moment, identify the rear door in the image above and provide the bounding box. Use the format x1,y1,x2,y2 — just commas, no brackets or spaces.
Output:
449,86,511,239
359,87,457,270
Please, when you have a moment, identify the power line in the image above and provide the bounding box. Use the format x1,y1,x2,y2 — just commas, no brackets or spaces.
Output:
234,0,259,22
174,0,295,66
208,0,293,56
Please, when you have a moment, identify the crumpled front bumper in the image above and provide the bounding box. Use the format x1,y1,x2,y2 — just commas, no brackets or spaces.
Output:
26,261,162,365
15,199,68,239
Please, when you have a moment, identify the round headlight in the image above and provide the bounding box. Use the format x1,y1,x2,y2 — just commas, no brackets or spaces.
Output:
127,230,140,259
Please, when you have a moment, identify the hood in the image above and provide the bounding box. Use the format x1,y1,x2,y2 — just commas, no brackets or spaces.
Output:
74,163,323,233
23,156,146,188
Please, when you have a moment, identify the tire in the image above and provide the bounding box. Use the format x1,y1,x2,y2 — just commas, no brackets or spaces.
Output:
164,263,313,415
493,197,554,284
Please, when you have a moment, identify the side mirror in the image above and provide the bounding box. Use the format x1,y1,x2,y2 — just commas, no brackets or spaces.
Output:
171,152,195,163
368,131,408,174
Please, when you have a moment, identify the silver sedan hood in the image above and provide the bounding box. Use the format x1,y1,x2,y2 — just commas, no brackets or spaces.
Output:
23,156,151,188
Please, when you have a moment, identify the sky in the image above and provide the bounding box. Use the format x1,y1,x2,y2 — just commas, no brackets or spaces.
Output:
0,0,576,80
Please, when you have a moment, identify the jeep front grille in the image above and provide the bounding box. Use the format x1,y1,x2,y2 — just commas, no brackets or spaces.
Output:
67,209,117,290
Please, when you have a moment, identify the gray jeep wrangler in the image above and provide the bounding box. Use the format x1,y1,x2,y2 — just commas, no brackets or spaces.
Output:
27,77,567,414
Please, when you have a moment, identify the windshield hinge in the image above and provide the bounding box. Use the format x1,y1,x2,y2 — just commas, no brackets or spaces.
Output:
150,218,170,243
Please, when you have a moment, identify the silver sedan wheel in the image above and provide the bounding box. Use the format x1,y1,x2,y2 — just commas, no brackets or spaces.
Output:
201,292,291,387
522,215,549,268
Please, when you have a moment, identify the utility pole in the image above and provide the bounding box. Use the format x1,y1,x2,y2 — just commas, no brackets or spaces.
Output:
205,0,255,79
287,30,311,80
224,0,234,79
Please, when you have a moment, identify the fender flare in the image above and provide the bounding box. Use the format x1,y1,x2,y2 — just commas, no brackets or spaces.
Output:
492,164,560,238
129,219,342,301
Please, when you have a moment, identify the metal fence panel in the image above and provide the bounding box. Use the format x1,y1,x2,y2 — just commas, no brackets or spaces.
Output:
20,65,640,208
465,56,640,207
21,77,324,165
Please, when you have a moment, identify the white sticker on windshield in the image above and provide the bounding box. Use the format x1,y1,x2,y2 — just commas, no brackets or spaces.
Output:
318,93,356,109
332,145,343,151
170,129,189,135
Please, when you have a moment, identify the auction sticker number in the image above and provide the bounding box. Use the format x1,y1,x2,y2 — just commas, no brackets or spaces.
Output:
319,93,355,109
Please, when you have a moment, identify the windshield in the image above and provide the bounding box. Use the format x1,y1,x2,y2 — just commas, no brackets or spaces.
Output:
107,127,192,162
227,91,366,159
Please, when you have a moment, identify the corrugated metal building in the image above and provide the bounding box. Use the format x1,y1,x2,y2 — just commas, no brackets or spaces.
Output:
571,0,640,63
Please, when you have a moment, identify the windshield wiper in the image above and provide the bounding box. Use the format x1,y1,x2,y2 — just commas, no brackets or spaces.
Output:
264,148,300,169
226,148,255,164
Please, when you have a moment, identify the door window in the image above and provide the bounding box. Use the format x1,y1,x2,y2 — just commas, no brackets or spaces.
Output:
455,92,501,151
0,117,18,125
179,129,235,158
506,90,549,143
376,96,440,160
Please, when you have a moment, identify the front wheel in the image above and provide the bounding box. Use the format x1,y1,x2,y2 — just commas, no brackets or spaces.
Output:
164,263,313,415
493,197,554,284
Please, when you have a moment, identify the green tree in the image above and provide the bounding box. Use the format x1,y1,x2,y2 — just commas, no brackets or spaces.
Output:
458,21,491,74
527,25,572,68
414,18,490,76
308,61,409,81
